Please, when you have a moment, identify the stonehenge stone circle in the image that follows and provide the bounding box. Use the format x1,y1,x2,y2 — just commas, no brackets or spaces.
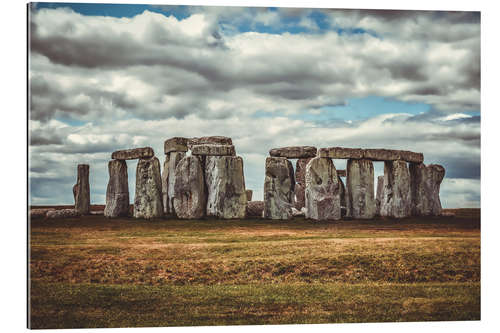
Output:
380,160,411,218
305,157,341,220
346,159,375,219
112,147,154,160
263,157,295,219
269,146,317,159
166,151,186,215
410,163,445,216
246,190,253,201
205,155,247,219
164,137,188,154
173,156,206,219
188,136,232,148
104,159,130,218
191,144,236,156
134,157,163,219
375,175,384,215
73,164,90,214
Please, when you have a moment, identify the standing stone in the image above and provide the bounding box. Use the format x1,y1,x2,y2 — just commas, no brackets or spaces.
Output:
161,155,170,215
263,157,295,220
294,158,312,210
346,159,375,219
375,175,384,215
246,190,253,201
104,160,129,217
134,157,163,219
73,164,90,214
205,156,247,219
305,157,341,220
173,156,206,219
410,163,445,216
167,151,186,215
380,160,411,218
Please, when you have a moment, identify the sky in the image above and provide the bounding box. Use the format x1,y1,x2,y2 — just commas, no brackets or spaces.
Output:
28,2,481,208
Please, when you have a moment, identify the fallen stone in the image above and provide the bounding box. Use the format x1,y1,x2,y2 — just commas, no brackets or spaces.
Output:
441,211,455,217
375,175,384,215
167,152,186,215
305,157,341,220
191,144,235,156
188,136,233,148
269,146,317,159
134,157,163,219
73,164,90,215
263,157,295,219
410,163,445,216
205,156,247,219
380,160,411,218
318,147,364,159
173,156,206,219
111,147,154,160
346,159,376,219
292,207,305,217
246,190,253,201
104,160,130,218
164,137,188,154
336,170,346,177
46,209,80,219
30,208,54,219
90,210,104,215
246,201,264,217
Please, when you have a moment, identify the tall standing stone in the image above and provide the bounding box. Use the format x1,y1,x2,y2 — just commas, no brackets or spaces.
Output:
104,160,129,217
410,163,445,216
305,157,341,220
294,158,312,210
263,157,295,220
346,159,375,219
134,157,163,219
161,155,170,214
73,164,90,214
380,160,411,218
205,156,247,219
375,175,384,215
167,151,186,215
173,156,206,219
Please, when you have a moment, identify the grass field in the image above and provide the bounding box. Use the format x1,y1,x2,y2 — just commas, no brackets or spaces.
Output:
29,208,480,328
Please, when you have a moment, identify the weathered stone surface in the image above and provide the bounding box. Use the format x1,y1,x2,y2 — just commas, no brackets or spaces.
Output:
295,158,313,185
337,170,346,177
410,163,445,216
46,209,80,219
191,144,235,156
375,175,384,215
166,152,186,215
205,156,247,219
318,147,423,163
111,147,154,160
104,160,130,218
305,157,341,220
318,147,364,159
173,156,206,219
164,137,188,154
134,157,163,219
246,201,264,217
30,208,54,219
292,207,305,217
380,160,411,218
188,136,232,148
73,164,90,214
246,190,253,201
346,159,375,219
339,176,346,208
161,155,170,214
294,183,306,210
263,157,295,219
269,146,317,159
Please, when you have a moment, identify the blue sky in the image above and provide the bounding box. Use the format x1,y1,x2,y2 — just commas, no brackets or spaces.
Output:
29,3,480,208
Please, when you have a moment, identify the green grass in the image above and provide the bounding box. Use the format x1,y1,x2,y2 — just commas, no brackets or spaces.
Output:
29,209,480,328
